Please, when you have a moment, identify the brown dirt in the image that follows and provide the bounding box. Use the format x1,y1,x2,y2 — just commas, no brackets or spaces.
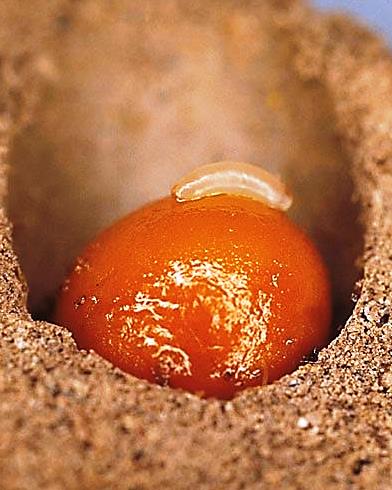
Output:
0,1,391,489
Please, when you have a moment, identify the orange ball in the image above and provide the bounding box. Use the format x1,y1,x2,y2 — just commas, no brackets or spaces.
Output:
54,195,331,399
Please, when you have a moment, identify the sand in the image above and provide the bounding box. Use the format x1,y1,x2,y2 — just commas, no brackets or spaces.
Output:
0,1,391,489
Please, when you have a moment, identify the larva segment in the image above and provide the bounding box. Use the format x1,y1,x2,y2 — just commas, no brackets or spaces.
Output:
171,161,292,211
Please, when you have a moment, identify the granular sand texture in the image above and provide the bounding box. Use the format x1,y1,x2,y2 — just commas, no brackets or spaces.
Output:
0,1,391,489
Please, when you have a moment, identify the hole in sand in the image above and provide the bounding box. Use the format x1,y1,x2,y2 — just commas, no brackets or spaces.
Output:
7,6,363,338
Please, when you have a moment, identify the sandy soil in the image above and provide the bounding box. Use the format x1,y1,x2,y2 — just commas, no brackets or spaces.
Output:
0,1,391,488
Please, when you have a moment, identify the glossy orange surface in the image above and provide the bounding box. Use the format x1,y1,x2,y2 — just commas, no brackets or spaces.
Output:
54,195,331,399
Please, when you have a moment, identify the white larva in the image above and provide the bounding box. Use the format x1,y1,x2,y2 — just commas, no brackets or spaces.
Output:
171,161,292,211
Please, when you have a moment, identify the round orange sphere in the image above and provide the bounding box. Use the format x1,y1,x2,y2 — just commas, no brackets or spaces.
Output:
54,195,331,399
